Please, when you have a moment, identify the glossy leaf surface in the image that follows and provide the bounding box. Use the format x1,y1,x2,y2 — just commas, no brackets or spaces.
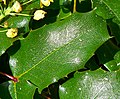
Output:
0,82,12,99
96,41,120,71
8,11,110,98
93,0,120,21
0,28,17,56
59,69,120,99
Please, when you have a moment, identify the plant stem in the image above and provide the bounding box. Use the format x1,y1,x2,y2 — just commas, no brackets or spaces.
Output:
0,29,8,32
0,72,18,82
9,13,33,16
73,0,77,13
22,0,33,5
0,25,4,27
0,4,3,12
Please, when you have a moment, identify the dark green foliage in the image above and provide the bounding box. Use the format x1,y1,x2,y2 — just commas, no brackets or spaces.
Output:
0,0,120,98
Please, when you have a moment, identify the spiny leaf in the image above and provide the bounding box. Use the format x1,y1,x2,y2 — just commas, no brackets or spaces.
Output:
96,40,120,71
0,28,17,56
93,0,120,21
8,11,110,98
59,69,120,99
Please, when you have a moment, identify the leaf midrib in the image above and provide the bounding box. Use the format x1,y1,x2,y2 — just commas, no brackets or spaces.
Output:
18,31,80,78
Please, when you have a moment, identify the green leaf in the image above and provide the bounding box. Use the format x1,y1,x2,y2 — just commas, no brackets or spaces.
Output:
96,41,118,64
6,16,30,33
107,19,120,44
85,56,100,71
0,82,12,99
59,69,120,99
114,51,120,67
96,40,120,71
0,14,30,56
24,0,40,10
93,0,120,21
0,28,18,56
104,60,119,72
60,0,72,6
46,0,60,9
57,6,71,20
8,11,110,98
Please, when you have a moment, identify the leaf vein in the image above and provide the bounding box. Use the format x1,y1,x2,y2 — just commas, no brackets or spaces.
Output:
103,0,120,21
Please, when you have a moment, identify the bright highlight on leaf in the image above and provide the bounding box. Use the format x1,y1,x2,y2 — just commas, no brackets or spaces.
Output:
0,0,120,98
12,1,22,13
7,11,110,98
33,10,47,20
6,28,18,38
59,69,120,99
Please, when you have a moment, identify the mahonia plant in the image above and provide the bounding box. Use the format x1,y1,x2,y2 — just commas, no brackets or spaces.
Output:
0,0,120,99
0,0,50,38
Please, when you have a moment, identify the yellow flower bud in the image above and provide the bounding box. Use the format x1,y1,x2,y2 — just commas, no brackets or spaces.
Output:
12,1,22,13
6,28,18,38
33,10,47,20
40,0,53,7
4,22,9,28
2,0,6,5
50,0,53,2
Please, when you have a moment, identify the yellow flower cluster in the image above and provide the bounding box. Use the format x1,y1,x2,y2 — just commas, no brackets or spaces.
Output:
1,0,6,5
40,0,54,7
6,28,18,38
33,10,47,20
3,0,54,38
12,1,22,13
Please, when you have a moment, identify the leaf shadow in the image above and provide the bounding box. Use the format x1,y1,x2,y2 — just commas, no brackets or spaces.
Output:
0,53,12,83
0,82,12,99
29,9,60,30
6,40,21,56
85,55,101,71
0,40,21,98
33,68,89,99
107,18,120,46
76,0,92,13
3,40,21,78
33,82,60,99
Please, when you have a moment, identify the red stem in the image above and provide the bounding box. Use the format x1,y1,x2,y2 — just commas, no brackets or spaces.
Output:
0,72,18,82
